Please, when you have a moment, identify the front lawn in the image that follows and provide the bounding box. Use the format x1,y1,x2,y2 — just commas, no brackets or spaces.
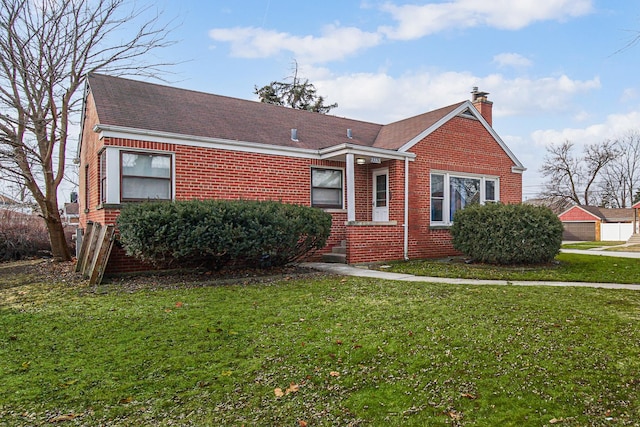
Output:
1,261,640,426
379,253,640,284
561,241,625,250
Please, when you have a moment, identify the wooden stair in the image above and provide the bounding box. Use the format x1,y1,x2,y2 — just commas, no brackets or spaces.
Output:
322,240,347,263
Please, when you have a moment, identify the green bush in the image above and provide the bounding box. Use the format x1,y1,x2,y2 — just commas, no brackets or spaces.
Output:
116,199,332,269
450,203,563,265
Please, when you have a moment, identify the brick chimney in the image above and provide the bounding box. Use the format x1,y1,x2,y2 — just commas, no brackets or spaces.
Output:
471,87,493,126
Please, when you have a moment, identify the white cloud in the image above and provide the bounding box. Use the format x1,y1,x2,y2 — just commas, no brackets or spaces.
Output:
620,88,638,103
531,110,640,147
379,0,593,40
313,70,600,124
209,25,382,63
493,53,532,69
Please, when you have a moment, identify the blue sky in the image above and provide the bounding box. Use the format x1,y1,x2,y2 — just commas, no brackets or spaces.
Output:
138,0,640,200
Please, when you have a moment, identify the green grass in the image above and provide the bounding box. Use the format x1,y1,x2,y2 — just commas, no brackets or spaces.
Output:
379,253,640,284
562,241,625,250
2,265,640,425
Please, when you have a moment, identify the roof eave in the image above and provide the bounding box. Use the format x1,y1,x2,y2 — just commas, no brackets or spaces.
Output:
397,100,526,172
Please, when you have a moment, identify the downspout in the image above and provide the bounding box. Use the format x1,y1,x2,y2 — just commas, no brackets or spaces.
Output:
404,157,409,260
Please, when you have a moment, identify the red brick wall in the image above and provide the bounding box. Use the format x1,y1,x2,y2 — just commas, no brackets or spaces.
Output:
346,224,404,264
79,94,522,271
559,207,598,222
405,115,522,260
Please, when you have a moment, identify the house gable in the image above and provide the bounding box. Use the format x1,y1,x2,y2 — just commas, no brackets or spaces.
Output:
394,101,525,174
558,206,602,222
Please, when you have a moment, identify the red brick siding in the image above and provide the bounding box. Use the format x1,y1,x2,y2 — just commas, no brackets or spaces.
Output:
346,224,404,264
558,207,598,222
80,95,522,271
405,115,522,260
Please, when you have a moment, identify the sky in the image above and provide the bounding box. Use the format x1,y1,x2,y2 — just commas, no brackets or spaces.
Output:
80,0,640,201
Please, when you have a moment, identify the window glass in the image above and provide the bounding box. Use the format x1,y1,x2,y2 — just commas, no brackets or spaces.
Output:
312,169,341,188
375,174,387,207
122,177,171,200
485,180,496,201
121,152,172,201
99,151,107,204
431,174,444,222
311,168,342,208
430,173,497,224
122,153,170,178
449,177,480,221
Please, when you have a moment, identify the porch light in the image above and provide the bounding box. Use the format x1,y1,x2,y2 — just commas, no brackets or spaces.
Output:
356,157,366,165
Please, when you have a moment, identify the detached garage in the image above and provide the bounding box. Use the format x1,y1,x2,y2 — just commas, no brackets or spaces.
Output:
558,205,635,241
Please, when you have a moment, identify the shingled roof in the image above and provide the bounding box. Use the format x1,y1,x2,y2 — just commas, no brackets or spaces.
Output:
579,206,635,222
86,74,465,152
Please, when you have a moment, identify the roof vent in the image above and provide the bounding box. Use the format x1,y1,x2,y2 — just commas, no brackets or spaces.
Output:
347,129,353,139
291,128,298,141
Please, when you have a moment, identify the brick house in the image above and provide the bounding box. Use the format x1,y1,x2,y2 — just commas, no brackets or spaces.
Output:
78,74,524,273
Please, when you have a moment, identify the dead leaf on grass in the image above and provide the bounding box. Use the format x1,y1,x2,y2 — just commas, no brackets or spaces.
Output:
461,393,477,399
298,420,308,427
175,301,183,308
549,418,564,424
49,413,79,423
274,383,300,398
447,410,463,420
329,371,340,377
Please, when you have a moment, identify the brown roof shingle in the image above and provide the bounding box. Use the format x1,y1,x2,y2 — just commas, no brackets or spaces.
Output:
580,206,635,222
87,74,462,152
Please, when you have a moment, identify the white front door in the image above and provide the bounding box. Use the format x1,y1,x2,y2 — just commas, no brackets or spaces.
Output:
372,169,389,222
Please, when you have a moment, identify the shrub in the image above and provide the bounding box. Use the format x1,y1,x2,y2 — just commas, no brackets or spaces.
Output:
0,210,51,261
450,203,563,265
116,199,333,269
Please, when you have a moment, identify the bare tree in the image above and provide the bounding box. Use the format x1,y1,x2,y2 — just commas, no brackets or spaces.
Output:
0,0,175,260
540,140,618,206
599,131,640,207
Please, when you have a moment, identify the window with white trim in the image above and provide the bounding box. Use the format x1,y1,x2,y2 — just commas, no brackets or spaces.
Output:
121,151,172,201
99,150,107,204
311,168,343,209
430,172,499,225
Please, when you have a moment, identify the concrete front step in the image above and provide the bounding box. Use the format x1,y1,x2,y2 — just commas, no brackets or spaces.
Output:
321,252,347,263
627,234,640,244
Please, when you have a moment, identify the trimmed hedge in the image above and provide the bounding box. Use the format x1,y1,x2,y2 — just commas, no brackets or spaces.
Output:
116,199,332,269
450,203,563,265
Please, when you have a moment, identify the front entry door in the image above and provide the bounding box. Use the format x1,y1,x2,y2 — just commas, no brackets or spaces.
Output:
372,169,389,222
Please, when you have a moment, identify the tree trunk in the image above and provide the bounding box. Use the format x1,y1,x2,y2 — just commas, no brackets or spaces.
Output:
41,200,72,261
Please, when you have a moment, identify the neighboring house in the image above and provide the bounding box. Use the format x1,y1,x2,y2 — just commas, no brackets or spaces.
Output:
559,205,637,241
61,202,80,226
78,74,525,274
523,197,573,215
0,193,34,215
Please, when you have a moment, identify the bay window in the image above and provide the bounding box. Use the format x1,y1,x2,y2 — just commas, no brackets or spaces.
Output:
121,151,172,201
430,172,498,225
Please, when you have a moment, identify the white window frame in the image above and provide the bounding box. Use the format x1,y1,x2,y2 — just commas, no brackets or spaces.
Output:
100,147,175,205
311,166,344,209
430,171,499,226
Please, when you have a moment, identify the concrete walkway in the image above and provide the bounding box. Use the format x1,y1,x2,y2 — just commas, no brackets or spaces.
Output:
302,248,640,290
